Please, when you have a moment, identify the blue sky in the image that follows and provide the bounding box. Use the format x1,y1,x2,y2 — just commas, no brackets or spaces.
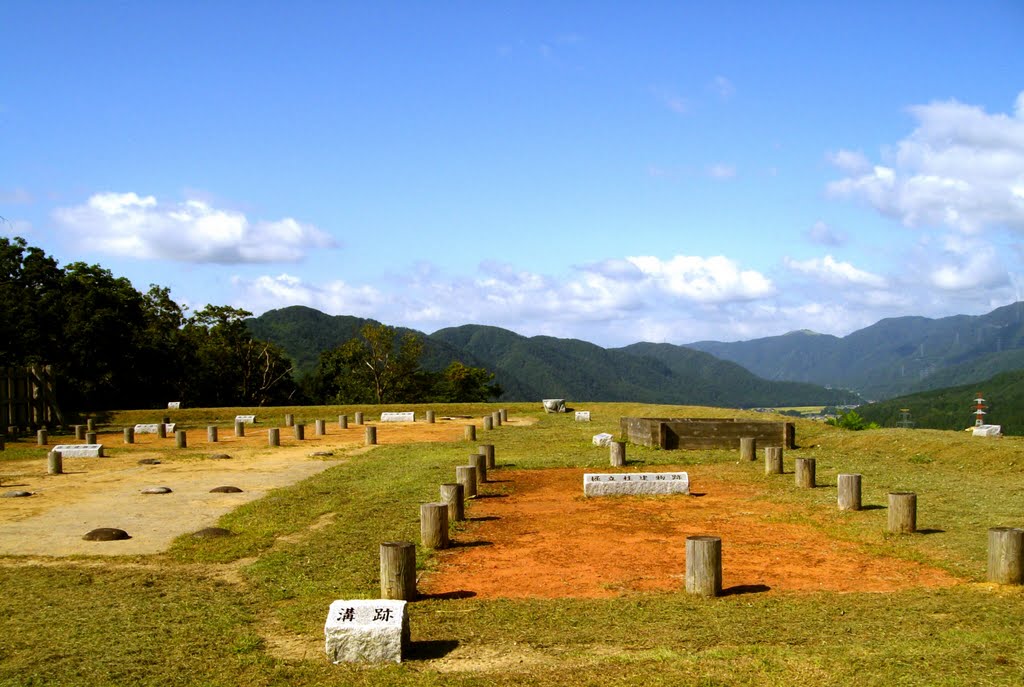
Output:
3,2,1023,346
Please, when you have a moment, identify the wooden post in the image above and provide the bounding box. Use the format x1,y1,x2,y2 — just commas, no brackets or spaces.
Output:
464,424,476,441
987,527,1024,585
795,458,815,488
784,422,796,450
837,474,862,511
37,428,47,446
294,423,305,440
285,413,294,427
315,419,326,436
338,414,348,429
234,419,245,437
354,412,364,425
75,424,86,440
86,431,97,444
499,408,508,423
888,492,917,533
420,502,449,549
157,423,166,439
470,453,487,484
268,428,280,447
492,411,501,427
47,450,63,475
175,429,187,448
685,535,722,597
764,447,783,475
456,465,477,499
739,437,756,462
207,426,218,443
426,410,435,424
610,441,626,467
365,425,377,445
87,419,96,432
440,483,465,522
123,427,134,444
379,541,417,600
483,415,493,431
478,444,495,469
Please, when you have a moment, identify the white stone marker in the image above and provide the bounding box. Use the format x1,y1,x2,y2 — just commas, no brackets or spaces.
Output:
973,424,1002,437
325,599,408,664
52,444,105,458
235,414,257,424
542,398,566,413
575,411,591,422
133,423,175,434
167,402,181,409
583,472,689,497
380,412,415,422
592,433,614,446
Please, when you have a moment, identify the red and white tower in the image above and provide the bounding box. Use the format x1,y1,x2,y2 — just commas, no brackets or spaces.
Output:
974,392,987,427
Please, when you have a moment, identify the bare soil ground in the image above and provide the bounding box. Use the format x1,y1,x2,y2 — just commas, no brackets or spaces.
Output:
421,466,961,598
0,420,470,556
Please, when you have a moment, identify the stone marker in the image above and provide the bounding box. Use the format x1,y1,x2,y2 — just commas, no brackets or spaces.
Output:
141,486,172,494
325,599,409,664
365,425,377,445
610,441,626,467
381,412,415,422
426,410,435,424
83,527,130,541
483,415,493,431
53,444,104,458
543,399,566,413
134,423,160,434
592,433,614,447
47,450,62,475
37,429,47,446
478,444,495,469
167,402,180,409
973,424,1002,437
574,411,591,422
207,425,218,443
123,427,135,444
210,486,243,493
338,414,348,429
235,414,256,424
584,472,689,497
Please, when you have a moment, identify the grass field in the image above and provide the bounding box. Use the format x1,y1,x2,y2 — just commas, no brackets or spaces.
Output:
1,402,1022,686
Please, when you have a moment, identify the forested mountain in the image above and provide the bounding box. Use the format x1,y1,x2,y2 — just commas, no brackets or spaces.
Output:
248,308,861,407
687,302,1024,400
856,369,1024,436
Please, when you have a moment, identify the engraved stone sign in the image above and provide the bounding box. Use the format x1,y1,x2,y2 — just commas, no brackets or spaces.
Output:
380,412,415,422
583,472,689,497
324,599,408,664
167,402,181,409
592,433,614,446
134,423,175,434
575,411,591,422
235,415,256,424
52,444,105,458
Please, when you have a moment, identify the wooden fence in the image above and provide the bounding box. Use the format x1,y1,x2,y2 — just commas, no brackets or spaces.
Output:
1,365,64,431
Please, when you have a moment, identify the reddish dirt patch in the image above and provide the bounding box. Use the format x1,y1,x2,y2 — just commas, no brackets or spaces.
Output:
421,467,960,598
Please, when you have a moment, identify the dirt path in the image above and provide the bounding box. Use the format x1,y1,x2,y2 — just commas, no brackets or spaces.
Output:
0,421,473,557
421,466,961,598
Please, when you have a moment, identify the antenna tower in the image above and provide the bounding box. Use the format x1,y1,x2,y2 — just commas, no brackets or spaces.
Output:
897,408,914,429
973,391,987,427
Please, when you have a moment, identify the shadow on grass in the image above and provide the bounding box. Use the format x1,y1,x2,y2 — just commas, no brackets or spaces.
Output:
721,584,771,596
468,516,499,522
483,479,513,484
861,504,886,511
418,590,476,601
917,528,946,535
406,639,460,660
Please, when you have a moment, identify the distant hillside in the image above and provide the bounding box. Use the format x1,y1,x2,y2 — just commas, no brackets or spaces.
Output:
856,369,1024,436
248,307,859,406
687,301,1024,399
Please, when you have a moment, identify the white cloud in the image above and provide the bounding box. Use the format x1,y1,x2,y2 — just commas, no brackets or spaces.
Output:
925,236,1009,291
707,163,737,180
712,76,735,99
784,254,888,289
828,149,871,174
806,220,847,246
233,273,384,316
828,92,1024,234
53,192,335,263
625,255,774,302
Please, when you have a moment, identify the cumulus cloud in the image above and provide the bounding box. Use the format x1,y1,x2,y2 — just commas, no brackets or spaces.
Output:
828,92,1024,234
232,273,384,316
784,254,887,289
53,192,335,263
925,235,1009,291
806,220,847,246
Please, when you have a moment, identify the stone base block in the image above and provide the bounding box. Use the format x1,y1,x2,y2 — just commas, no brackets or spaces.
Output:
52,444,104,458
325,599,408,664
584,472,689,497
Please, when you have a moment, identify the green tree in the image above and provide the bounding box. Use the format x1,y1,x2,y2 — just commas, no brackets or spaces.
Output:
316,324,426,404
430,361,503,402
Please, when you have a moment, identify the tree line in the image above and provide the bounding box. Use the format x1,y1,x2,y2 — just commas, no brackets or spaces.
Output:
1,237,501,413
